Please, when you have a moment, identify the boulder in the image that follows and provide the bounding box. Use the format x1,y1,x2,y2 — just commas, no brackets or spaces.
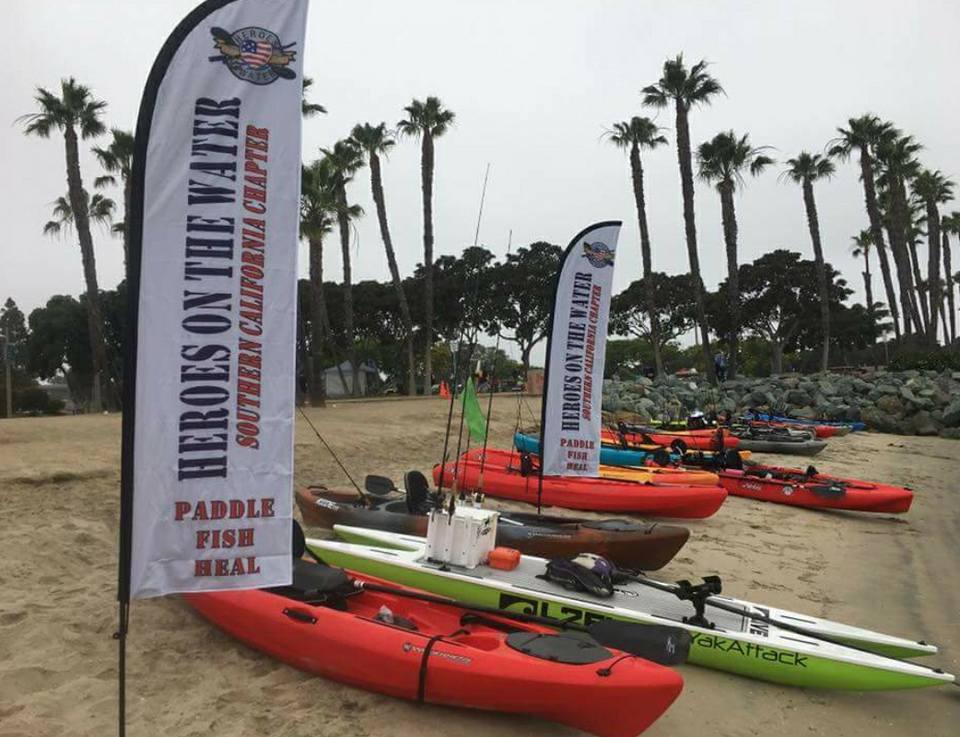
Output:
942,399,960,427
876,395,905,416
785,389,810,405
861,407,901,434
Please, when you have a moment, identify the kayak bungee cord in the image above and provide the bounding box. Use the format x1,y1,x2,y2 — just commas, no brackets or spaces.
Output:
296,406,368,502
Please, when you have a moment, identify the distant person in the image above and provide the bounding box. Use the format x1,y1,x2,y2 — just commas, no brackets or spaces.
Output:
714,351,727,383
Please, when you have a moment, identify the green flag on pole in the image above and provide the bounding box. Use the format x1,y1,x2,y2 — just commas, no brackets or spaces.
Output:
462,377,488,443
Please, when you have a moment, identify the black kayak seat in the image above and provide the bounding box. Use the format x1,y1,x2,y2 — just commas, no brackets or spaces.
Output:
404,470,431,513
506,631,613,664
270,558,353,602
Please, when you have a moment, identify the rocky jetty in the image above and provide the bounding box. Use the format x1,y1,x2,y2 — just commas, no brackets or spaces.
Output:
602,370,960,439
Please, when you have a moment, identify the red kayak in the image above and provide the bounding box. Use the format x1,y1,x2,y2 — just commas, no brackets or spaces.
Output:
718,467,913,514
435,448,727,518
601,428,740,451
184,562,683,737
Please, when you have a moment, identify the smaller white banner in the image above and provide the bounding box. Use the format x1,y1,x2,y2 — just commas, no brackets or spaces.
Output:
540,221,621,477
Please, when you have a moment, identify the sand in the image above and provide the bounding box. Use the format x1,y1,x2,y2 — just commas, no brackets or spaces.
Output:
0,396,958,736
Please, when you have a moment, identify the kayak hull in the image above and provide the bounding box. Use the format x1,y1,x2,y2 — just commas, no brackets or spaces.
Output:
602,428,739,451
183,568,683,737
734,438,827,456
308,533,953,691
435,448,727,518
295,486,691,570
719,470,913,514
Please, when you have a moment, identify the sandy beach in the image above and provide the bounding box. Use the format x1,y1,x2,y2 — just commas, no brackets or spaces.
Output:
1,395,958,736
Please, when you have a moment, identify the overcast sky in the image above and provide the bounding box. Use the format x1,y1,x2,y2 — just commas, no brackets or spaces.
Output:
4,0,959,359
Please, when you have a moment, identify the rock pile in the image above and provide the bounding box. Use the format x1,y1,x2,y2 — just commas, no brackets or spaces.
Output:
602,370,960,439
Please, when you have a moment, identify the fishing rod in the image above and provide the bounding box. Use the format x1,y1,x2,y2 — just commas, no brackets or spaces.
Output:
476,229,513,494
297,406,367,502
436,164,491,498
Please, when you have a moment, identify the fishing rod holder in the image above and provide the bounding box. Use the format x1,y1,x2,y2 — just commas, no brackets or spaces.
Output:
675,576,723,629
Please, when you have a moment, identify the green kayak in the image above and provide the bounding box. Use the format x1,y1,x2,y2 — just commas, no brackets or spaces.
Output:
306,527,955,691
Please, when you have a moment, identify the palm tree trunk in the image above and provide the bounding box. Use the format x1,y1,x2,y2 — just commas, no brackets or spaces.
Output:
801,178,831,371
308,236,328,406
925,200,942,346
628,142,663,378
908,240,930,335
859,148,901,339
673,101,712,372
886,182,921,335
369,152,417,395
942,229,956,343
122,175,131,285
421,132,435,394
64,126,109,411
862,248,875,336
336,184,358,396
718,180,739,379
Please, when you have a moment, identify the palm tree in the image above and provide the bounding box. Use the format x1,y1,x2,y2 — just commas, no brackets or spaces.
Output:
398,97,455,393
300,159,339,404
849,230,876,330
642,54,724,373
829,116,901,339
92,128,134,281
43,191,115,236
320,139,365,395
876,134,925,337
603,117,668,377
784,152,835,371
18,77,111,410
697,131,774,378
912,170,954,345
301,77,326,117
351,122,418,395
942,213,960,343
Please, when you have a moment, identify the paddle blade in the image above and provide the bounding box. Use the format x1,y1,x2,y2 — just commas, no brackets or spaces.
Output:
587,621,691,666
364,474,397,496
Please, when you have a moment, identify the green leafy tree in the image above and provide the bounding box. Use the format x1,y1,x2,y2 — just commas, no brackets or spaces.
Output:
610,273,697,367
603,116,668,377
351,122,417,395
829,116,902,339
320,139,365,395
783,152,836,371
912,169,954,345
487,242,561,378
697,130,774,377
398,96,455,388
18,78,111,409
642,54,724,372
1,298,28,365
710,250,848,374
92,128,134,279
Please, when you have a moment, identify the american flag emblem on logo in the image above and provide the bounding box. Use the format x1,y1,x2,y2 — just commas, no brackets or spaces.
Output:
240,39,273,69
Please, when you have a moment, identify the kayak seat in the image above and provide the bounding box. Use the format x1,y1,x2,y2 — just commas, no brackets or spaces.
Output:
506,631,613,664
383,500,411,514
270,559,354,605
405,470,431,514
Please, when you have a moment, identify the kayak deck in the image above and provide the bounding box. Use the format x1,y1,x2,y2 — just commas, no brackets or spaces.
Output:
307,530,954,691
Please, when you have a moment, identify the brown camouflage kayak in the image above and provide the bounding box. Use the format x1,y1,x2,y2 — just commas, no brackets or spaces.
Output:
296,485,689,571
